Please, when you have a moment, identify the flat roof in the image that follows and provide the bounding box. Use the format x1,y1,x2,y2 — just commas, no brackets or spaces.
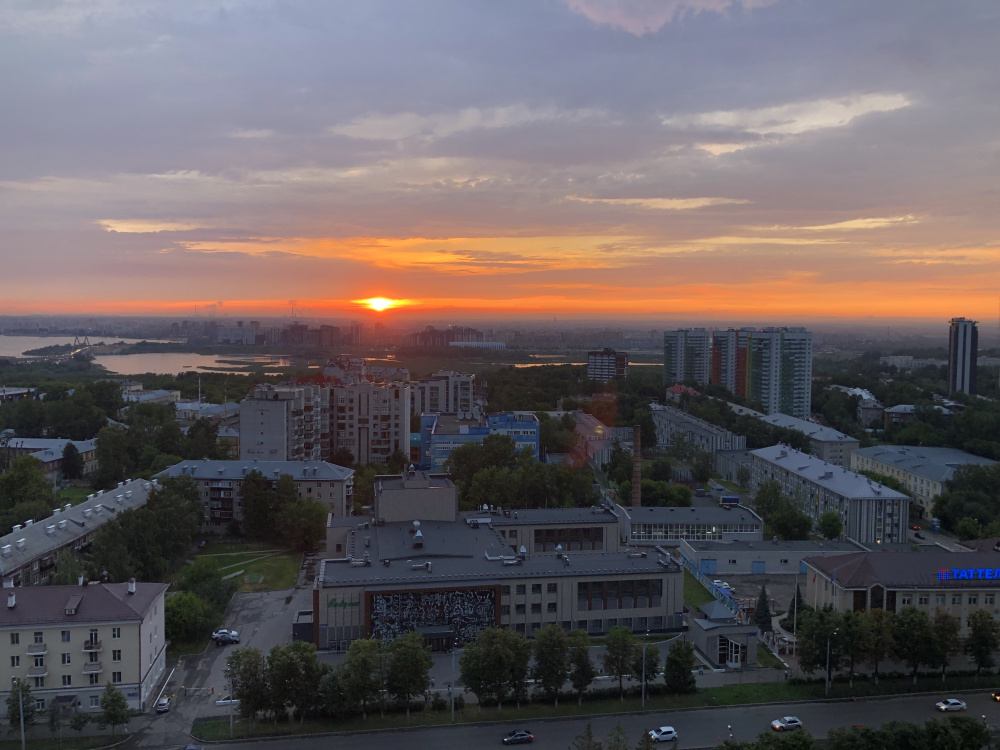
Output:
319,516,678,589
374,472,454,491
683,539,859,553
752,445,909,501
157,459,353,482
430,414,486,435
851,445,994,483
478,507,620,527
619,504,764,527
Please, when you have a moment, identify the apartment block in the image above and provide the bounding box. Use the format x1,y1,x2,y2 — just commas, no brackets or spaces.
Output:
663,329,712,385
650,403,746,454
757,413,858,467
948,317,978,396
410,371,475,416
746,328,813,418
0,581,168,713
587,348,629,382
239,384,328,462
331,383,411,466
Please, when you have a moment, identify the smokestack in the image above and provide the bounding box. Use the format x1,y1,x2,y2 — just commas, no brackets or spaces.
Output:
631,424,642,507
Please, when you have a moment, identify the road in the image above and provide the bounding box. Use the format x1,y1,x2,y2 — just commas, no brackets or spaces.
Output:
213,692,997,750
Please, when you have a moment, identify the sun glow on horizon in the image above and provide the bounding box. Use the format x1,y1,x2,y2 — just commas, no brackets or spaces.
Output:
355,297,408,312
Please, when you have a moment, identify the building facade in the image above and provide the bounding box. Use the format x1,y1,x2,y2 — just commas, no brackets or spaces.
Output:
650,403,746,454
616,504,765,546
418,412,541,473
746,328,813,418
239,384,327,462
157,460,353,531
0,581,168,713
751,445,910,545
587,349,629,383
850,445,995,518
710,329,752,397
757,413,858,467
410,371,475,417
663,329,712,385
331,383,411,466
948,317,978,396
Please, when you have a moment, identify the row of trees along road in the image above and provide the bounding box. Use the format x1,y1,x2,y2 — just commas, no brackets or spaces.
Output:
226,636,434,725
796,604,1000,687
460,625,696,708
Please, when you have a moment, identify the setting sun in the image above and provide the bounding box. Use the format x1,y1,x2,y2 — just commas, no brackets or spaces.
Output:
356,297,406,312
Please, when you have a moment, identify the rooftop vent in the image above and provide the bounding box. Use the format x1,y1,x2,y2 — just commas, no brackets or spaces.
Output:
12,524,21,532
65,503,71,511
95,504,103,514
127,578,136,595
15,539,26,551
7,593,14,609
45,525,55,536
53,507,60,515
58,520,67,530
0,545,10,559
24,519,33,527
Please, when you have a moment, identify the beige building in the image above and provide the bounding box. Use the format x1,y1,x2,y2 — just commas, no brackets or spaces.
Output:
0,581,168,713
332,383,411,466
410,371,475,416
373,471,456,523
157,460,353,532
239,383,328,462
804,550,1000,636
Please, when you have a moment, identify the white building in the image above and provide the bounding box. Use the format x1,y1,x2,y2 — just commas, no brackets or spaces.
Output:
747,328,813,418
757,413,858,467
0,581,168,713
663,329,712,385
751,444,910,545
332,383,411,466
410,371,475,417
239,384,328,462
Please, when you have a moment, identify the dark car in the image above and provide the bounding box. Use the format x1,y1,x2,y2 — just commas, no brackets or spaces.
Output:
911,525,921,531
502,729,534,745
991,691,1000,702
914,532,926,540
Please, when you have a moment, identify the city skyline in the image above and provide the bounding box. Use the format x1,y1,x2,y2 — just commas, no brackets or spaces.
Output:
3,1,1000,320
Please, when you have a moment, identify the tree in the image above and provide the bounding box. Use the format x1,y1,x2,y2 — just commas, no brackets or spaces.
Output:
177,556,238,613
817,511,844,540
531,624,569,705
955,516,981,541
568,630,596,706
892,606,933,684
753,481,784,519
241,469,274,541
69,713,89,735
184,418,219,460
62,441,84,480
602,626,638,700
276,496,328,552
51,548,84,586
606,722,630,750
341,639,382,719
736,465,751,489
329,447,355,468
965,608,1000,675
93,425,134,489
317,669,348,719
839,609,871,688
662,639,697,694
928,609,961,682
571,722,604,750
691,450,714,484
0,455,51,508
226,647,269,727
387,632,434,715
6,678,35,731
603,441,633,487
47,701,59,739
864,609,895,685
797,607,842,684
632,642,660,695
165,591,215,642
946,715,991,750
781,585,806,633
267,641,324,722
754,585,773,635
98,683,130,736
460,628,529,710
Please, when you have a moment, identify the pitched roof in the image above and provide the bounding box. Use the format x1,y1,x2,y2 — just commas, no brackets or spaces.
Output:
157,459,353,482
851,445,994,483
805,550,1000,589
0,582,167,627
751,445,909,501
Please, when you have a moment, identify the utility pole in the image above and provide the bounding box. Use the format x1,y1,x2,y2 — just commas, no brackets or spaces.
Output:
18,680,26,750
641,631,649,708
825,627,839,697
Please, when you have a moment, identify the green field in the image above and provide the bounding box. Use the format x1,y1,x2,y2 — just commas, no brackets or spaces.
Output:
56,487,94,506
199,548,301,592
167,633,213,661
683,570,716,610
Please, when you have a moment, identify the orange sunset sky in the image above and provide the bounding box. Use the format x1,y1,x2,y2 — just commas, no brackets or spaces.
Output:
2,1,999,323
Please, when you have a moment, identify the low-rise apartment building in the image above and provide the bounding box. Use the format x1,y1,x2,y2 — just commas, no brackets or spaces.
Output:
757,413,859,467
750,445,910,545
4,438,98,481
850,445,995,518
157,460,353,532
0,581,168,712
651,403,746,454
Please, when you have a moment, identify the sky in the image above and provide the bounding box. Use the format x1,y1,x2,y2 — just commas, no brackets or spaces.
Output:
2,0,999,324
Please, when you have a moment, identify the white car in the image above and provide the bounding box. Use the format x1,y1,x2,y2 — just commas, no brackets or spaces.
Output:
771,716,802,732
936,698,967,712
215,694,240,708
648,726,678,742
211,629,240,644
155,696,170,713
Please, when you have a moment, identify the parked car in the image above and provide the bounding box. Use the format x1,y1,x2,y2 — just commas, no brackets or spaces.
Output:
771,716,802,732
911,525,921,531
212,629,240,645
155,696,170,713
215,694,240,708
914,532,926,540
648,726,678,742
936,698,967,712
712,580,732,590
991,691,1000,702
502,729,534,745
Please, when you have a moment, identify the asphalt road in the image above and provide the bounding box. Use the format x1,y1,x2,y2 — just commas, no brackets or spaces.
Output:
214,692,998,750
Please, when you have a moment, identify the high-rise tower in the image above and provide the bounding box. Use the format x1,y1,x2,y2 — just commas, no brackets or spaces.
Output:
948,317,978,396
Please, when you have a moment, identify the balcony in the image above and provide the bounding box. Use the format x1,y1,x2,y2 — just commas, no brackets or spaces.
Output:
27,666,47,678
26,643,47,656
82,640,102,653
82,661,103,675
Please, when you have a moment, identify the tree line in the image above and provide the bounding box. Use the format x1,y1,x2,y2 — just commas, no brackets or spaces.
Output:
0,380,123,442
603,446,692,507
792,599,1000,686
752,482,829,541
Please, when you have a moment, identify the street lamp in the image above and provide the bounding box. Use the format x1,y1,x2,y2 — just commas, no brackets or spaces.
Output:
641,631,649,708
825,627,840,697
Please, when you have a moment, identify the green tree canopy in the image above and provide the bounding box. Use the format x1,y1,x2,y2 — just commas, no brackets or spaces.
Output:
602,626,638,700
662,639,697,694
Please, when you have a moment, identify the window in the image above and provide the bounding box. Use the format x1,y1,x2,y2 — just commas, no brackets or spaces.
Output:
516,585,526,596
33,632,43,644
936,594,946,605
900,595,912,606
547,602,557,613
112,650,122,662
918,595,929,606
780,559,789,565
89,652,99,664
987,595,996,605
35,699,45,711
515,604,525,614
728,559,737,565
10,633,18,645
62,675,72,687
952,595,961,605
62,653,71,665
577,620,587,630
501,605,510,616
514,624,525,634
112,672,122,684
547,583,558,594
34,656,44,668
531,603,541,614
531,584,542,595
88,629,98,644
501,585,510,596
10,656,19,668
969,595,979,605
61,631,70,643
33,677,44,689
89,674,100,686
90,695,100,708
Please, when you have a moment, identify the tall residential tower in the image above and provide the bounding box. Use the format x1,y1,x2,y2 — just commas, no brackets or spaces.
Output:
948,317,978,396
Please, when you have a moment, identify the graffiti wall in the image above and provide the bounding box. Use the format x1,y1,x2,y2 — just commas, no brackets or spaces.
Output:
369,587,497,644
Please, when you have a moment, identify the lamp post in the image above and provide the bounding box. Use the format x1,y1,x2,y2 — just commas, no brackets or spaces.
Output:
450,636,456,722
825,627,840,697
641,631,649,708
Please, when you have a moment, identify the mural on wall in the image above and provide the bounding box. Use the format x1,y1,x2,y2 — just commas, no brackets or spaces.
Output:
369,587,496,643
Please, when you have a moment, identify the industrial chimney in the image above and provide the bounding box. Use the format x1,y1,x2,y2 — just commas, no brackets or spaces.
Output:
631,424,642,507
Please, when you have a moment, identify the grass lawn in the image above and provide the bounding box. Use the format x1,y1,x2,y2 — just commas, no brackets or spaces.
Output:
192,671,1000,741
56,487,93,506
0,737,121,750
717,480,748,493
683,570,716,610
755,647,784,670
167,633,213,661
199,540,282,556
237,552,300,592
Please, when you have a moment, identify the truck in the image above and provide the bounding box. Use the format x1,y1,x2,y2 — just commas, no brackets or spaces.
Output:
719,495,739,508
